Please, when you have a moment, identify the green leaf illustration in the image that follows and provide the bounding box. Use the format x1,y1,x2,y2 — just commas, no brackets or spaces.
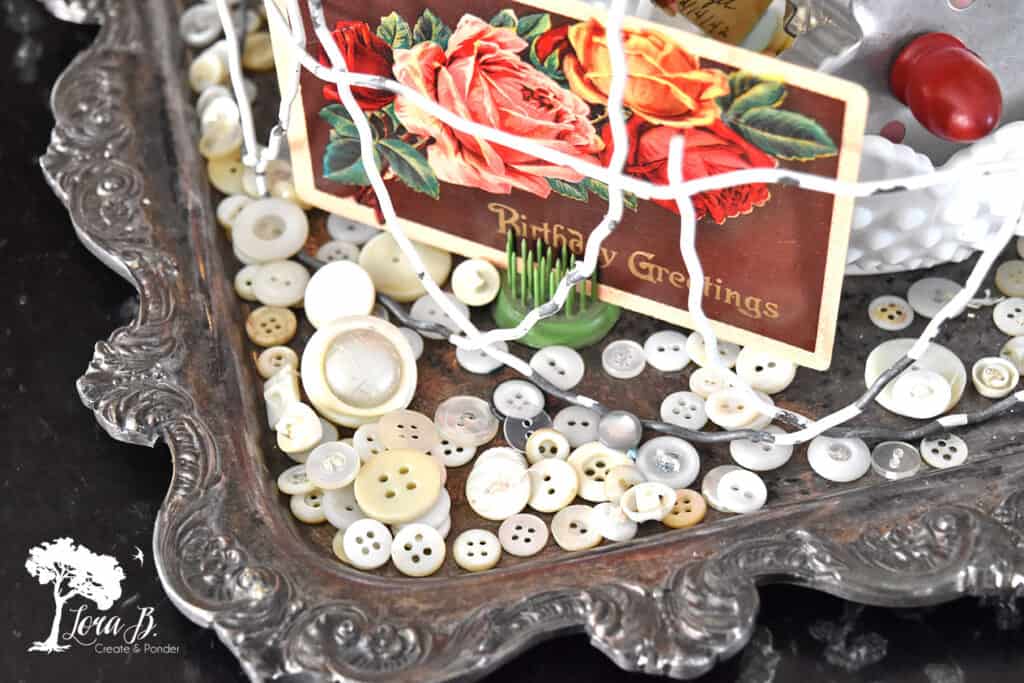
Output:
547,178,589,202
319,104,359,139
528,38,565,81
517,13,552,42
490,9,517,29
323,138,378,185
732,107,839,161
725,81,786,121
377,138,440,199
377,12,412,49
413,9,452,50
584,178,638,211
717,71,764,112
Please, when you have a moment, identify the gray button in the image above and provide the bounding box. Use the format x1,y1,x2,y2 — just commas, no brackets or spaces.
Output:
597,410,643,451
871,441,921,480
503,412,553,452
552,405,600,448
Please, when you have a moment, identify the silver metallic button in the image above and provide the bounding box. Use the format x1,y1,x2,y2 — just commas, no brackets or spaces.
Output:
870,441,922,480
636,436,700,489
503,411,553,452
597,410,643,451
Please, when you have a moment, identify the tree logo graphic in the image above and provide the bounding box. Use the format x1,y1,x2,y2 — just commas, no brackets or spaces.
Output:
25,537,126,653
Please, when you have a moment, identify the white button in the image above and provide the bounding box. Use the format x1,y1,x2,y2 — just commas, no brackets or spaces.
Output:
343,519,392,570
378,409,441,452
277,464,315,495
906,277,963,319
456,341,509,374
188,45,227,93
411,293,469,340
705,389,760,430
729,426,793,471
256,345,299,380
643,330,690,372
529,346,585,391
290,490,327,524
527,458,578,513
393,489,451,532
995,260,1024,297
453,529,501,572
303,261,376,329
451,259,501,307
358,232,452,303
322,487,364,530
434,396,499,447
592,502,638,542
217,194,252,231
567,442,631,502
231,198,309,263
994,298,1024,336
316,240,360,264
889,369,952,419
601,340,646,379
429,438,476,467
716,469,767,514
604,464,645,503
734,348,797,395
688,366,737,399
305,442,360,490
868,295,914,331
971,356,1020,398
200,95,239,134
275,403,323,454
686,332,740,368
619,482,675,522
465,458,530,521
234,264,261,301
525,428,571,464
252,260,309,308
745,391,776,431
807,436,871,483
390,524,445,577
871,441,921,480
551,505,602,551
197,85,242,119
352,423,386,462
498,513,549,557
1000,337,1024,373
492,380,545,419
179,4,221,48
263,365,300,428
865,339,966,415
398,327,424,360
476,446,528,469
920,434,969,469
327,214,380,244
552,406,600,447
353,449,443,524
635,436,700,489
659,391,708,430
701,465,742,512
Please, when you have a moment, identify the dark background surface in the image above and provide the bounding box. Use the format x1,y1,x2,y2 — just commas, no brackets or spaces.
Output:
1,3,1023,682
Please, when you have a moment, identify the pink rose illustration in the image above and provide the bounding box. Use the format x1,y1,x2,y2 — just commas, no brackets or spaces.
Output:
393,15,602,198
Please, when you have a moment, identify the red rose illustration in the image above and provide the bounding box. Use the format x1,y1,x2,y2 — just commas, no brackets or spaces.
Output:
319,20,396,111
534,24,570,62
602,116,777,224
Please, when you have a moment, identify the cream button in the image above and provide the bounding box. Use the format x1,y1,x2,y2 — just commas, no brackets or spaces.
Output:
434,396,499,447
729,426,793,471
327,214,380,244
451,258,501,307
188,46,227,93
257,345,299,380
661,489,707,529
567,442,631,502
492,380,545,420
604,464,645,503
1000,337,1024,373
686,332,739,368
643,330,690,372
476,446,528,469
525,428,571,464
688,366,737,399
358,232,452,302
620,482,675,522
453,529,502,572
322,487,364,530
636,436,700,489
197,85,239,118
276,403,323,454
551,505,602,551
744,391,776,431
865,339,966,414
889,369,952,419
232,198,309,263
920,434,969,469
705,389,760,430
277,464,316,496
527,458,578,513
391,523,445,577
659,391,708,431
552,406,600,447
971,356,1020,398
597,411,643,451
995,260,1024,297
411,293,469,340
353,449,442,524
906,277,963,319
199,95,239,134
455,341,508,374
234,264,261,301
263,366,300,428
247,305,297,347
352,423,386,462
716,469,767,514
398,327,424,360
242,32,274,71
179,3,221,48
807,436,870,483
306,442,360,490
529,345,585,391
601,340,646,379
218,194,252,232
378,409,440,452
465,457,530,521
234,241,261,266
994,298,1024,336
208,157,246,195
290,490,327,524
868,295,914,331
592,502,638,542
199,120,242,160
343,518,392,570
498,513,549,557
871,441,921,480
303,261,376,330
316,240,360,264
252,260,309,308
429,438,476,467
734,348,796,395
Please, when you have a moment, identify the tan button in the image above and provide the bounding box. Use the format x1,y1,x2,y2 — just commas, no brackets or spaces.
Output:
603,463,645,503
246,306,297,346
256,345,299,379
208,157,246,195
378,409,441,452
551,505,602,551
661,489,707,529
524,428,571,464
567,442,631,503
451,258,501,307
353,449,442,524
995,260,1024,297
358,232,452,302
527,458,578,513
242,31,275,71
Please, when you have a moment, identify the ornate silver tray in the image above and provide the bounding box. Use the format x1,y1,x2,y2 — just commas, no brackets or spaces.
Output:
41,0,1024,680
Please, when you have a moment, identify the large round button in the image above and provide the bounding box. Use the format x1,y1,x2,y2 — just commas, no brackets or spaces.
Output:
688,367,737,399
734,348,797,395
729,426,793,471
994,298,1024,336
686,333,739,368
1000,337,1024,373
995,260,1024,297
601,340,646,379
643,330,690,372
246,306,297,347
888,369,952,419
323,487,364,530
391,523,446,577
868,295,914,331
592,502,638,542
232,198,309,263
716,469,767,514
659,391,708,431
252,260,309,308
503,412,554,452
604,463,645,503
871,441,922,480
636,436,700,489
865,339,966,415
567,442,631,502
275,403,323,453
527,458,578,513
327,214,380,244
305,442,360,490
410,293,469,340
453,529,502,572
451,258,501,307
358,232,452,302
492,380,545,419
705,389,760,430
498,513,549,557
552,406,600,447
620,482,675,522
429,438,476,467
465,458,530,521
597,410,643,451
529,345,585,391
661,489,707,529
343,518,392,570
434,396,499,447
303,261,376,330
525,428,571,464
972,356,1020,398
920,434,969,468
353,449,442,524
256,345,299,379
378,409,440,452
551,505,602,551
455,341,509,374
807,436,871,483
906,277,962,319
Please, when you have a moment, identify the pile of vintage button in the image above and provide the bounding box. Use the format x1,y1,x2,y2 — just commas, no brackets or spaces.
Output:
183,2,1024,578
